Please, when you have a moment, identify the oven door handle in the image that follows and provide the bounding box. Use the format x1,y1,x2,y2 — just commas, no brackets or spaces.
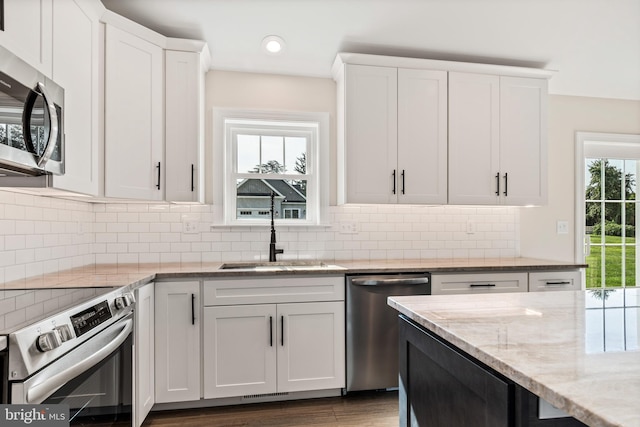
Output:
26,318,133,404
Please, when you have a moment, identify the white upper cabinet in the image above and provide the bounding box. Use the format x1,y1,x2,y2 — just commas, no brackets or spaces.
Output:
449,72,548,205
499,76,548,206
334,53,552,207
337,63,447,204
104,24,164,200
397,68,448,204
165,50,205,203
0,0,53,76
50,0,102,195
340,64,398,204
448,72,501,205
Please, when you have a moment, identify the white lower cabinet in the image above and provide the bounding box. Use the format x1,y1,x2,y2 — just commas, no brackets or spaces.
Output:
528,270,582,292
203,276,345,399
134,282,154,427
154,281,201,403
431,272,528,295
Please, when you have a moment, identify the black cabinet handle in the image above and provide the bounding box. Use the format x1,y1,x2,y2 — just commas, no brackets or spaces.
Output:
545,281,571,286
191,293,195,325
156,162,161,190
495,172,500,196
392,170,396,195
469,283,496,288
191,164,195,192
281,315,284,346
269,316,273,346
401,170,405,195
503,173,508,196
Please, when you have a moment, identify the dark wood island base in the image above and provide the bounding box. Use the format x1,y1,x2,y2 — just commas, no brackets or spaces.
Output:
398,316,586,427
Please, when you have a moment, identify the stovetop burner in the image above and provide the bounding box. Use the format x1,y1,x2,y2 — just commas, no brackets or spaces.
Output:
0,287,118,335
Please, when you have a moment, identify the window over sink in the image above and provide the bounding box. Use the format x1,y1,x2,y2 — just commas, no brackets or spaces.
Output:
213,109,329,226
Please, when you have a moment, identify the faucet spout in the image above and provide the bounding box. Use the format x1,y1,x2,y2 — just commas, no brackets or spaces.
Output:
269,191,284,262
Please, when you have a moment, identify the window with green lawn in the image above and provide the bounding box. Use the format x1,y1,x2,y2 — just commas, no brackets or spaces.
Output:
578,133,640,288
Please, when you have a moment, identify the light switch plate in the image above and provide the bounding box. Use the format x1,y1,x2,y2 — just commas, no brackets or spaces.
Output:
557,220,569,234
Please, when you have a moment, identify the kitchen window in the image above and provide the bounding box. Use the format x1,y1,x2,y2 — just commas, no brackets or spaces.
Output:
213,110,329,226
577,132,640,288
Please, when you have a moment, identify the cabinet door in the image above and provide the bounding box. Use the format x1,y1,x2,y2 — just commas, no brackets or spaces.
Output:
105,24,164,200
343,64,398,204
134,282,154,427
499,76,548,206
50,0,100,195
203,304,277,399
0,0,52,75
165,50,203,203
277,301,345,392
448,72,500,205
155,281,200,403
398,68,448,204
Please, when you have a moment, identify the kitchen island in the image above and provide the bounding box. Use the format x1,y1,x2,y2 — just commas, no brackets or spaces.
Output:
388,289,640,427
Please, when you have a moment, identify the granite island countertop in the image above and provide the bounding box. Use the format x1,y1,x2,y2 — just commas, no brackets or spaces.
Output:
388,289,640,427
0,257,586,290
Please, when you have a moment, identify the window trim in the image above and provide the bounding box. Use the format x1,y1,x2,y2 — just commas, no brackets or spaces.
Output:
575,131,640,271
213,109,330,226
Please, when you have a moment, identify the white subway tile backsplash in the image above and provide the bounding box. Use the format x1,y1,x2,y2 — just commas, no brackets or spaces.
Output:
0,190,521,284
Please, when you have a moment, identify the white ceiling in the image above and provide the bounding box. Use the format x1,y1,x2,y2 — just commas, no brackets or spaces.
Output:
101,0,640,100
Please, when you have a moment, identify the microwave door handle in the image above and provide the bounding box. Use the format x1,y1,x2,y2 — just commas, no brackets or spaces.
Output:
25,318,132,404
34,82,59,168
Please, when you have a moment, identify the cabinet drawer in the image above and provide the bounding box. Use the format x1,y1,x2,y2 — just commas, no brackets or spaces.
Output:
204,275,345,306
528,270,582,292
431,272,527,295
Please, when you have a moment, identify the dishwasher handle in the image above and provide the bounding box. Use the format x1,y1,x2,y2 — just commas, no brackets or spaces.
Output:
350,276,430,287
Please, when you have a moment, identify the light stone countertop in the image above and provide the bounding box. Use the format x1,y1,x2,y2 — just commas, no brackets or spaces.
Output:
388,289,640,427
1,257,586,290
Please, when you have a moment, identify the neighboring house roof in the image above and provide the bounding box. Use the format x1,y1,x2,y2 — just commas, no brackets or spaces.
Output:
237,178,306,202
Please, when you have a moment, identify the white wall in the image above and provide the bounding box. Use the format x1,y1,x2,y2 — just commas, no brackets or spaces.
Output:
520,95,640,262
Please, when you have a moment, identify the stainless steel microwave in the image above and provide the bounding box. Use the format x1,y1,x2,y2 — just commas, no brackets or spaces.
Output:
0,45,64,184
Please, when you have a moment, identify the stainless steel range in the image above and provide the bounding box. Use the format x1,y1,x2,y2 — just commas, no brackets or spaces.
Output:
0,286,135,426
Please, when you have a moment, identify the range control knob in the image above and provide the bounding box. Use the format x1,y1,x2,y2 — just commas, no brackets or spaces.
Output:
36,330,63,353
114,294,133,310
55,325,74,342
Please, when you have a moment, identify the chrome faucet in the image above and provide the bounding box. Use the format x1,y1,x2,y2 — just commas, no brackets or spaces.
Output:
269,192,284,262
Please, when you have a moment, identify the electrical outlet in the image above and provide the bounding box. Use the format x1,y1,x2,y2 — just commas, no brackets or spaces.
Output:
339,222,358,234
183,221,199,234
557,220,569,235
466,220,475,234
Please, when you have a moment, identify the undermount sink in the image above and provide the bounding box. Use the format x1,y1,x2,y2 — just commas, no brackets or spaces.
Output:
218,261,343,271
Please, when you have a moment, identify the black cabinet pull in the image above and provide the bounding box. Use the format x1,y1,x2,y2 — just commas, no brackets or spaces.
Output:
156,162,161,190
469,283,496,288
191,293,195,325
281,315,284,346
503,173,508,196
495,172,500,196
401,170,405,194
269,316,273,346
191,164,195,192
392,170,396,195
545,281,571,286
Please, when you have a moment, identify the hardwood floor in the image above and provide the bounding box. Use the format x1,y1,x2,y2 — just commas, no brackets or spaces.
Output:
143,390,399,427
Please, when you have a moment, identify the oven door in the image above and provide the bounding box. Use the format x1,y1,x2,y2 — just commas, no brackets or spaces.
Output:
11,315,133,426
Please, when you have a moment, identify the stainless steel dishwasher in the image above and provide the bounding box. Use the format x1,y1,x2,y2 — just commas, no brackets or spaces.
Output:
346,273,431,392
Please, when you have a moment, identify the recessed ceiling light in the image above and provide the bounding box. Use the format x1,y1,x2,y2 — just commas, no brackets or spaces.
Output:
262,35,285,54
